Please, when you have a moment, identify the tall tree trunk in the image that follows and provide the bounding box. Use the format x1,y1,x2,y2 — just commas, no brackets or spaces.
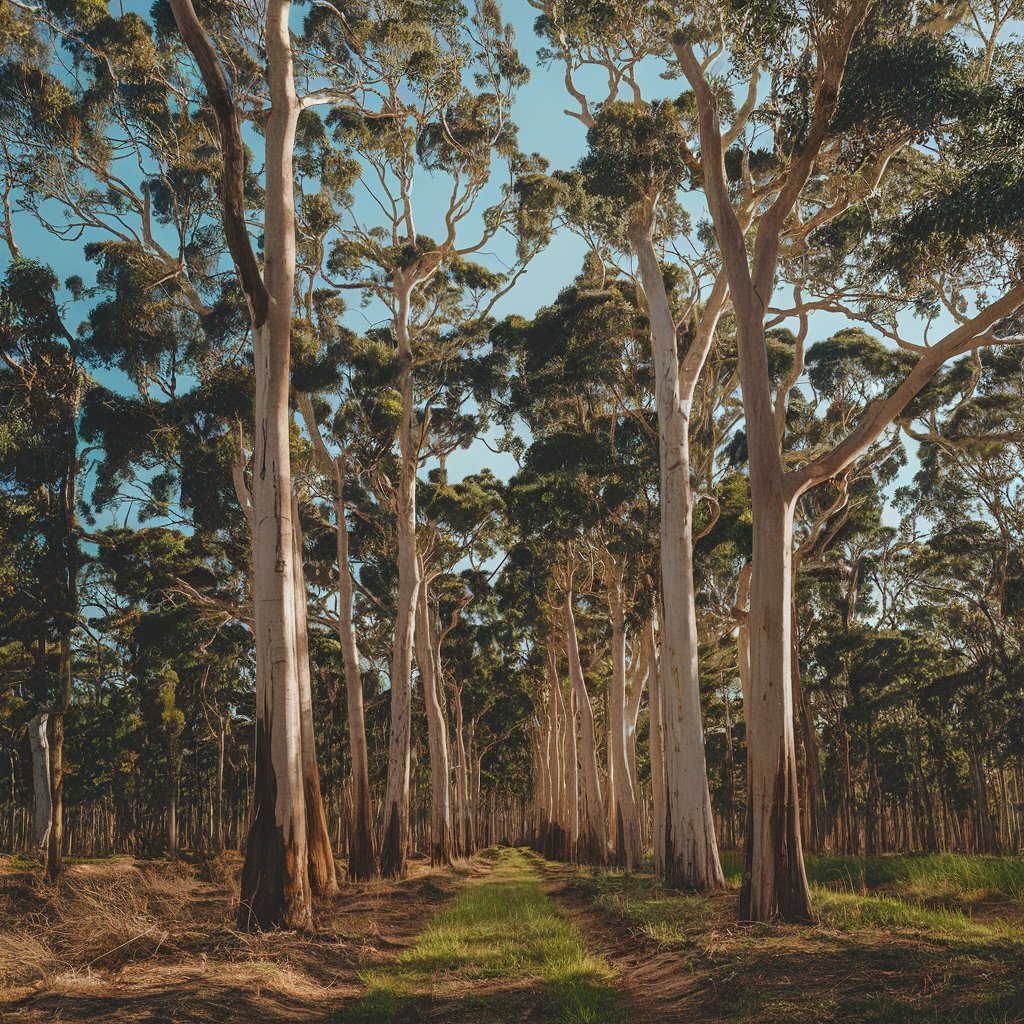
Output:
381,286,419,879
171,0,312,931
45,633,71,882
415,569,453,866
214,716,225,852
28,713,51,852
452,684,473,857
648,615,666,877
292,499,338,895
738,491,812,922
335,473,375,880
565,592,606,865
545,645,566,859
607,568,642,869
628,219,724,890
564,683,580,859
791,597,826,852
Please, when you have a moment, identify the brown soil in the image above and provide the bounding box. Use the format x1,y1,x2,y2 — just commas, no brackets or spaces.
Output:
0,852,470,1023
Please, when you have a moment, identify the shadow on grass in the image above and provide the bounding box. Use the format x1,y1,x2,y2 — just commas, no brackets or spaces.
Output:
340,977,623,1024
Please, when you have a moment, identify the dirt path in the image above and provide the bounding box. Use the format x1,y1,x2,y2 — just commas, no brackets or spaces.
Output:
0,856,471,1024
537,856,711,1023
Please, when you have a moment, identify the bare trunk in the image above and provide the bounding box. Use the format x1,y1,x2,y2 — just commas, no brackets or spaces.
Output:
28,713,51,852
565,593,606,864
545,645,566,859
292,499,338,895
335,478,375,880
629,220,723,890
647,617,666,877
171,0,312,930
739,493,812,922
607,571,642,869
237,2,311,931
564,681,580,858
453,685,474,856
214,718,225,852
45,628,73,882
381,288,419,878
415,569,453,866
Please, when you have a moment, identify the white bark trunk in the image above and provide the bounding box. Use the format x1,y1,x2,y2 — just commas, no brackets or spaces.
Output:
415,568,453,865
240,0,310,930
381,284,419,878
607,570,642,869
629,219,724,889
292,497,338,895
565,592,606,864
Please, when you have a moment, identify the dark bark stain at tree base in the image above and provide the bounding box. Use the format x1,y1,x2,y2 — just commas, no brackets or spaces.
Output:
238,719,311,931
740,751,813,923
379,801,407,879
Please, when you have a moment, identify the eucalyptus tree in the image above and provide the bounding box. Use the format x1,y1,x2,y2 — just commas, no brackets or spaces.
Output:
303,0,550,877
664,0,1024,920
531,0,734,890
0,0,334,921
0,259,87,881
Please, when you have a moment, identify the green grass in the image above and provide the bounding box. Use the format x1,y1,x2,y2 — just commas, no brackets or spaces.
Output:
554,856,1024,1024
340,847,625,1024
719,850,1024,904
584,856,1022,942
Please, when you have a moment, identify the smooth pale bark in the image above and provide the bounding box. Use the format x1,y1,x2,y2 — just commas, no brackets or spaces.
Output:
452,684,474,856
336,495,376,880
606,569,642,869
415,569,453,866
628,217,724,890
625,632,647,807
556,674,579,859
292,498,338,895
565,593,606,864
28,713,51,851
533,711,550,849
647,616,667,878
299,395,376,880
545,645,567,859
171,0,313,930
380,284,419,879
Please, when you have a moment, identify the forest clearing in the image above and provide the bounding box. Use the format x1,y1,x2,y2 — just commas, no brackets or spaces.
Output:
1,847,1022,1021
2,0,1024,1020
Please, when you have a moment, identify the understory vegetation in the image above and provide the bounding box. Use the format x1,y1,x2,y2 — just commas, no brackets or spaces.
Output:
552,856,1024,1023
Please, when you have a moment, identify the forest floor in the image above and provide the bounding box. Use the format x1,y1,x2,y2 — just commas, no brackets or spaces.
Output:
0,847,1022,1023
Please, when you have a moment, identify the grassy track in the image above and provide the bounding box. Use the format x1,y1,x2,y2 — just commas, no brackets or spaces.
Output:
340,847,625,1024
555,858,1024,1023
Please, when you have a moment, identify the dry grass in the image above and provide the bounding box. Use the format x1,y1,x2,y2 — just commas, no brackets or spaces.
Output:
0,857,212,985
0,852,468,1023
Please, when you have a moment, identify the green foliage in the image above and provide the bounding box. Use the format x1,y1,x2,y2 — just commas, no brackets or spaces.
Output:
579,100,691,206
